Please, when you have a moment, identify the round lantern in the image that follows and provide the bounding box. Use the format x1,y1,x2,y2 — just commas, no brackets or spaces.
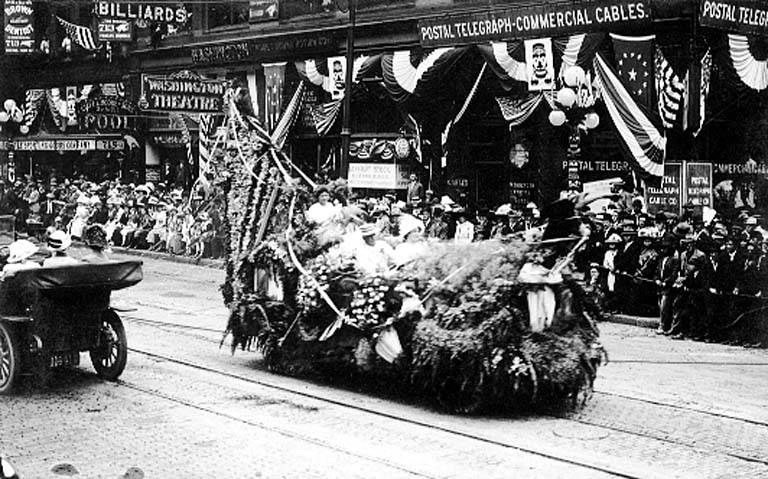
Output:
563,66,586,88
548,110,567,127
394,137,411,159
19,125,29,135
584,112,600,129
3,99,16,113
556,88,577,108
0,112,9,123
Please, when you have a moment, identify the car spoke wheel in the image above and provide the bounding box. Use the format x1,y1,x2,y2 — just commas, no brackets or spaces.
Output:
0,322,20,395
90,311,127,381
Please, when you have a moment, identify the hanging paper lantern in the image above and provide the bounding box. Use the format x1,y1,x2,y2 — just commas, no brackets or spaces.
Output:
0,112,8,123
394,137,411,159
19,125,29,135
584,112,600,129
564,66,586,88
548,110,567,126
3,99,16,112
556,88,577,108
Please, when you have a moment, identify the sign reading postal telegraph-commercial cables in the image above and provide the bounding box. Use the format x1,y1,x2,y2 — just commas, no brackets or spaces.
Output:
139,71,226,113
419,0,651,47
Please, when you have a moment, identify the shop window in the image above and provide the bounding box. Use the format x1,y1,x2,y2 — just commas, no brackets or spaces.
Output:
206,2,250,30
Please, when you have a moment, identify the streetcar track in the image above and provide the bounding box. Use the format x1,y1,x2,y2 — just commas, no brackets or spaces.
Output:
113,379,440,479
125,316,768,432
132,346,765,479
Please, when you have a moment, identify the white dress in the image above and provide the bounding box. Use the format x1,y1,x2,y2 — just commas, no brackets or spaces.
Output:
454,221,475,244
306,202,340,226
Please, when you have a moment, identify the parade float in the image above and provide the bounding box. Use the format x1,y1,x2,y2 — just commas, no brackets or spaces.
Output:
216,94,605,414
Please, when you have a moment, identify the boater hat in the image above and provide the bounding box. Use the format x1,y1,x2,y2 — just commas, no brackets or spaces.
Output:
47,230,72,252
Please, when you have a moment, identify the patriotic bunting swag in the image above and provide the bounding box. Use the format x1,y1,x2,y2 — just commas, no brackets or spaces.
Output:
728,34,768,91
594,52,665,178
311,99,342,136
654,46,686,130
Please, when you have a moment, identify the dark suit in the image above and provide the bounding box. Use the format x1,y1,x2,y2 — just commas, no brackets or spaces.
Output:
656,253,680,332
715,251,743,294
406,181,423,205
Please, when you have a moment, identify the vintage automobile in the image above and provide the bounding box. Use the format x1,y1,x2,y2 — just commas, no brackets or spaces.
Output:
0,261,143,394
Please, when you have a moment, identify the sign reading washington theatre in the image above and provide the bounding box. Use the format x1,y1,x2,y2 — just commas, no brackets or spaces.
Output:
419,0,651,47
139,71,226,113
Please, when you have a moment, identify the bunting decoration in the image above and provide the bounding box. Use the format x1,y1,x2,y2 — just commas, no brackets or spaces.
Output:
296,56,373,95
695,49,712,137
311,99,342,136
21,89,45,133
610,34,655,109
728,34,768,91
654,46,686,129
56,17,100,51
198,113,215,180
495,93,549,127
270,81,305,150
264,62,287,132
381,48,466,102
481,42,527,82
555,33,605,73
684,49,712,136
594,52,665,177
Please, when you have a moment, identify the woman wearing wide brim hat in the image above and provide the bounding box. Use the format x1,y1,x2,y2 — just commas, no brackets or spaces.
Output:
2,240,41,274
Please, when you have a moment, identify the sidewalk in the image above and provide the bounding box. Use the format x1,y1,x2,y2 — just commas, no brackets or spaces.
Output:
111,246,225,269
606,313,658,329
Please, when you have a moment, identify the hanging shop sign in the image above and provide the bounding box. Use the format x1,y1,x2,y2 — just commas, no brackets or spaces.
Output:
13,138,125,151
509,181,536,209
150,132,187,147
685,162,713,207
139,71,226,113
97,18,134,42
190,32,337,66
94,1,189,24
419,0,651,47
78,95,136,132
348,163,411,190
699,0,768,36
647,162,682,214
250,0,279,22
4,0,34,54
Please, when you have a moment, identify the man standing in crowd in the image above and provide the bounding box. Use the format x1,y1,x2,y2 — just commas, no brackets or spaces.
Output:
655,234,680,335
406,173,423,206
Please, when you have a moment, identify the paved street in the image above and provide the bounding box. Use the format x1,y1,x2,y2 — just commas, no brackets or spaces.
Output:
2,254,768,479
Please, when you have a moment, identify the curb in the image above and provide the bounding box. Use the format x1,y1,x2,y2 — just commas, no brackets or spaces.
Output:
112,247,225,269
605,313,658,329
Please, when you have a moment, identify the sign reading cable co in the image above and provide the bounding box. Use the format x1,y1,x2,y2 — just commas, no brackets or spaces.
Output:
700,0,768,36
140,71,226,113
419,0,651,47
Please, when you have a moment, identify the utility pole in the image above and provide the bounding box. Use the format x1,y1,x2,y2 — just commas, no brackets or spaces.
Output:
339,0,357,180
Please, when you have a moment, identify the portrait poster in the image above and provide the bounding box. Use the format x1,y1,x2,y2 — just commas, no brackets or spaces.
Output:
524,38,555,91
327,56,346,100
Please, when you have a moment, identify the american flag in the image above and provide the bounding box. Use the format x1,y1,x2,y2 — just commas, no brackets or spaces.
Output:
57,17,99,51
198,114,215,179
654,47,686,129
694,49,712,137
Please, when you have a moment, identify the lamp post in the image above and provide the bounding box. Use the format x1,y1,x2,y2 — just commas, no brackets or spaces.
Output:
339,0,358,180
548,65,600,192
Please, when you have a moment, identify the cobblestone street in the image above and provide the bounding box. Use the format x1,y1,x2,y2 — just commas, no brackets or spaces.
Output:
2,255,768,479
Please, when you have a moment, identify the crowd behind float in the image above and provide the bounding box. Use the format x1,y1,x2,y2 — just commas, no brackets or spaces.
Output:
1,170,766,345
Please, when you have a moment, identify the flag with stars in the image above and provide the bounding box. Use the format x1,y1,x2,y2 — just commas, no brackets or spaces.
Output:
610,34,655,109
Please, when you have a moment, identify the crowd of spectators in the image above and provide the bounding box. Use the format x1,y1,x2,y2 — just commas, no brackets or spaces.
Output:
0,175,226,259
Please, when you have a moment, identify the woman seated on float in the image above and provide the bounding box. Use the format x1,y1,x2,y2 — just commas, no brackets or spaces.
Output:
393,216,427,267
2,240,41,275
353,223,394,276
306,186,341,226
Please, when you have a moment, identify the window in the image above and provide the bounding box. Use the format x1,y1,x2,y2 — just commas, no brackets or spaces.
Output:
206,2,250,30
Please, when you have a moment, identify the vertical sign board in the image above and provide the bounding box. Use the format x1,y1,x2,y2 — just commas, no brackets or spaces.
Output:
4,0,34,54
646,163,682,214
685,162,713,208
